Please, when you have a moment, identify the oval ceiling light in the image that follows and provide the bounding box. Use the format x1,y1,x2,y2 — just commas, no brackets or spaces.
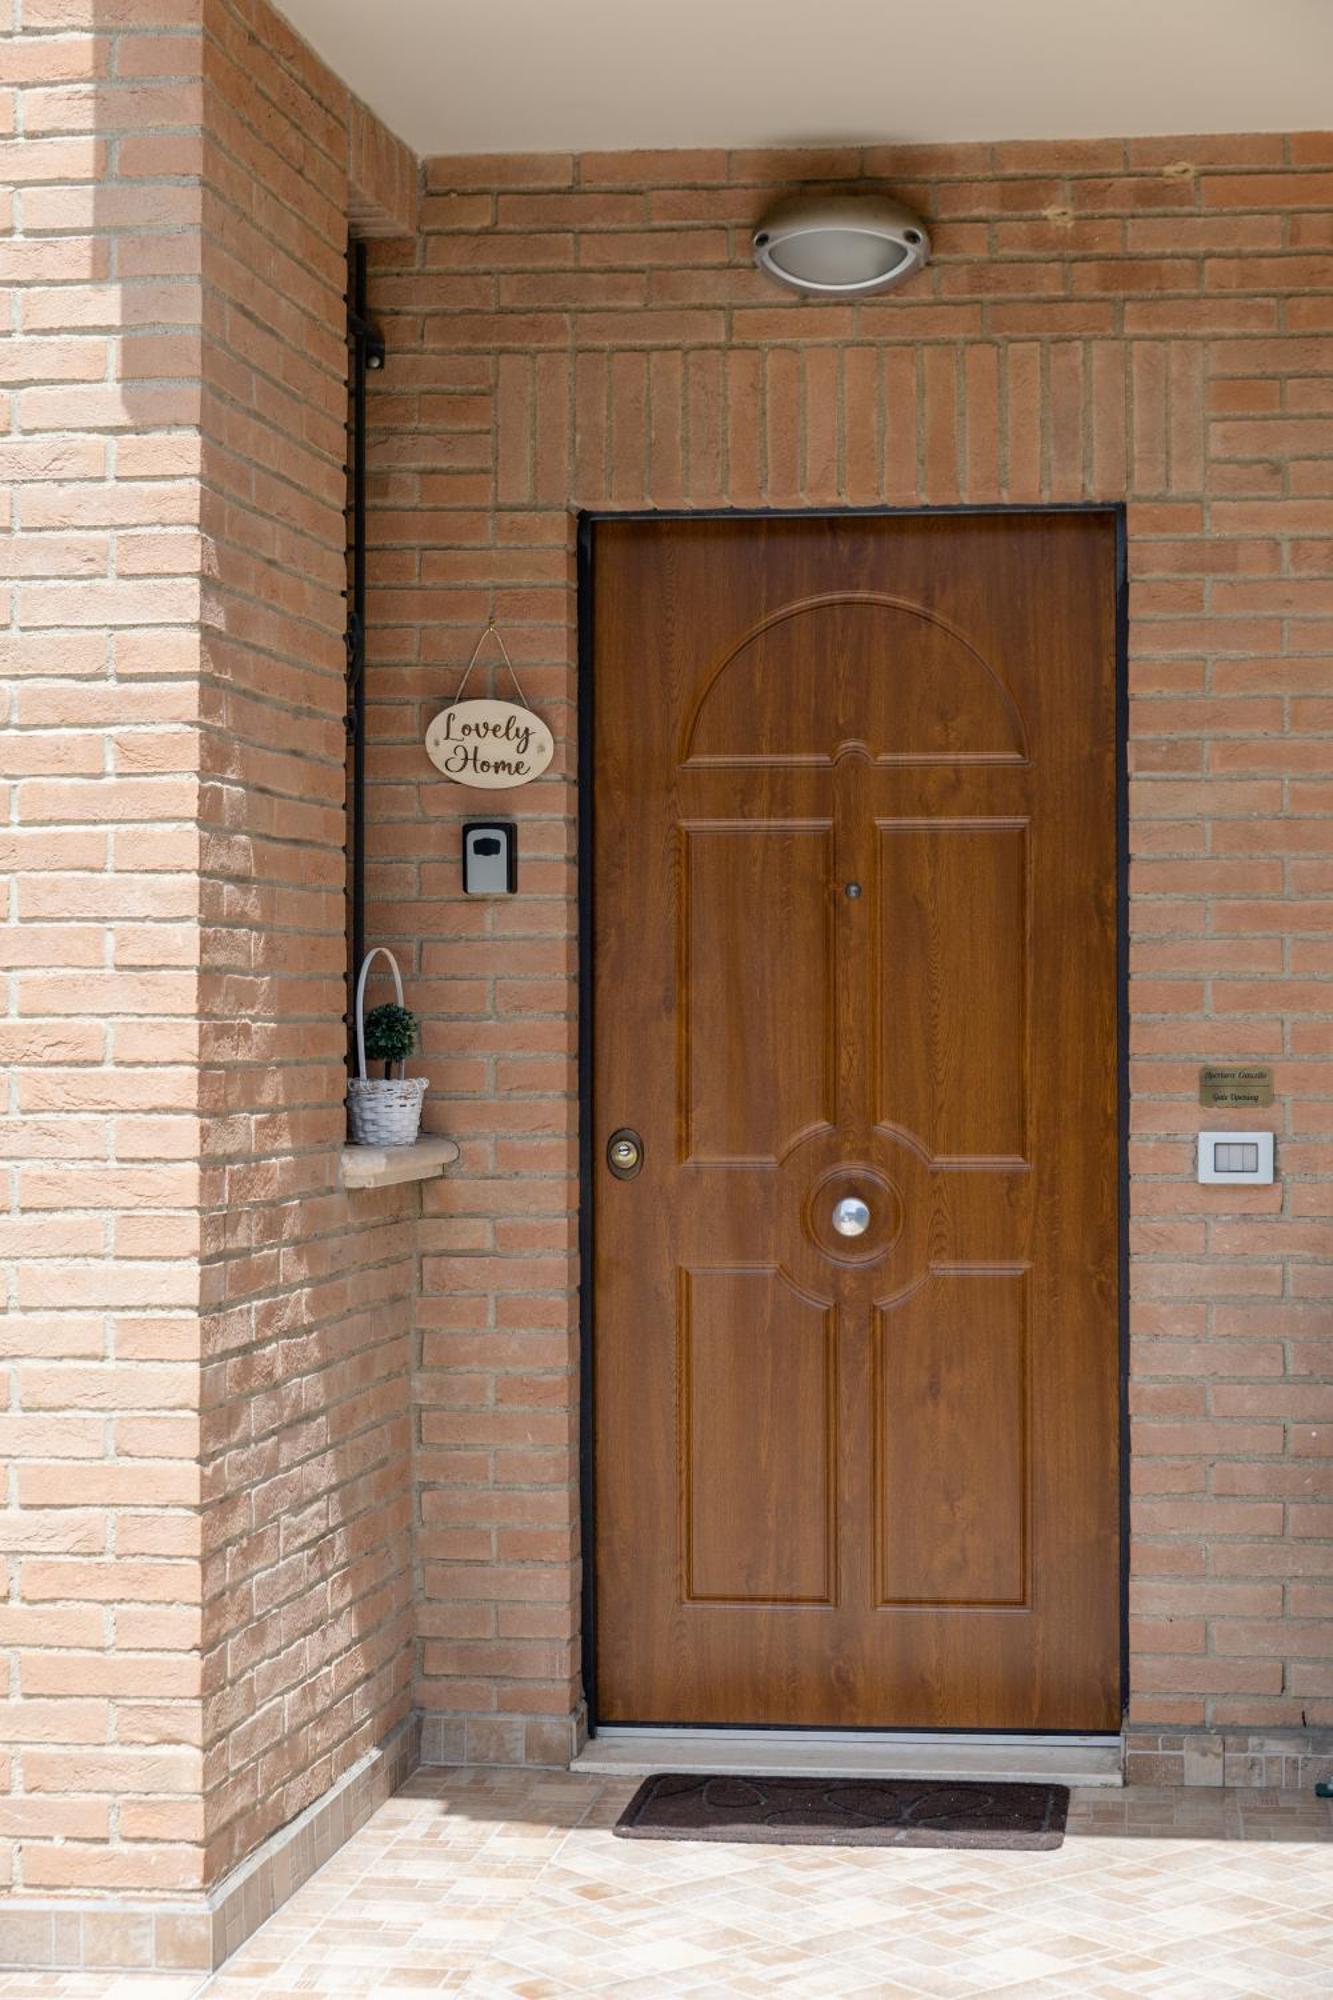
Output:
752,192,931,297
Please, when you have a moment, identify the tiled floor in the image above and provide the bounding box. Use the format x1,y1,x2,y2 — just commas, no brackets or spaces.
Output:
4,1768,1333,1999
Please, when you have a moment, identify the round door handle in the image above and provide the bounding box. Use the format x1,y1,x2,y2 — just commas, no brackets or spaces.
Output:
831,1196,870,1237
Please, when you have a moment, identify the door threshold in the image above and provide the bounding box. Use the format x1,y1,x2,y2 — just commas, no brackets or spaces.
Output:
571,1727,1124,1788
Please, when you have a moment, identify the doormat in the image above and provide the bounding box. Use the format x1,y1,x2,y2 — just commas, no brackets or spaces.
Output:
613,1774,1069,1850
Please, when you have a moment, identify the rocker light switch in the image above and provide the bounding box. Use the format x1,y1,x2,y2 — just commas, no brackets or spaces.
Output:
462,820,517,895
1198,1130,1274,1185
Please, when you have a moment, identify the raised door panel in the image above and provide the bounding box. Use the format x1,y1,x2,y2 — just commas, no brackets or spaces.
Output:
683,825,834,1163
686,598,1027,767
876,822,1029,1162
680,1269,836,1606
874,1271,1029,1608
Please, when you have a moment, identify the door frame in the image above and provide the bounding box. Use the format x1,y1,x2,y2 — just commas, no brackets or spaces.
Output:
575,502,1130,1738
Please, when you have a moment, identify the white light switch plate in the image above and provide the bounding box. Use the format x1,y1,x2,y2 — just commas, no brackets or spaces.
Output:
1198,1130,1274,1185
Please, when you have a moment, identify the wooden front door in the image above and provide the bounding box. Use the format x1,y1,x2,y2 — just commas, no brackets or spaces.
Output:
589,512,1121,1732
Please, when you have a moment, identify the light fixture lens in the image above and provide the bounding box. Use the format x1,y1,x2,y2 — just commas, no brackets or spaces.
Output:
767,227,908,290
752,194,931,297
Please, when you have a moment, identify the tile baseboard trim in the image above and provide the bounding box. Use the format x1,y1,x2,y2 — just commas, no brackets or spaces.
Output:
1125,1725,1333,1788
0,1711,420,1974
210,1709,420,1966
0,1900,214,1978
420,1707,584,1767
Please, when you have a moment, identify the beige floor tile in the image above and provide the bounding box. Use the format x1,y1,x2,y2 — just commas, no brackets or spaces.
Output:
4,1774,1333,1998
0,1982,203,1999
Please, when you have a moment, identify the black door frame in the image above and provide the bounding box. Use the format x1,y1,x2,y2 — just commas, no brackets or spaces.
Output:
575,503,1130,1737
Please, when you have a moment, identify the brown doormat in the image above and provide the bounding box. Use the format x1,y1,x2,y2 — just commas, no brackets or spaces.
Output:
614,1773,1069,1850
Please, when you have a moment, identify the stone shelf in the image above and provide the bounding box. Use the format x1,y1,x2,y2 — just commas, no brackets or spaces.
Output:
339,1135,460,1191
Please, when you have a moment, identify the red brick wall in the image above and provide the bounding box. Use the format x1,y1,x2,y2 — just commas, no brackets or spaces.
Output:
364,135,1333,1758
193,0,418,1883
1,0,419,1904
6,0,1333,1909
0,0,211,1900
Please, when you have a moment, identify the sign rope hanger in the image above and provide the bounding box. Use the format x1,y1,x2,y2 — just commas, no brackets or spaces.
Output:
424,618,554,790
452,617,532,708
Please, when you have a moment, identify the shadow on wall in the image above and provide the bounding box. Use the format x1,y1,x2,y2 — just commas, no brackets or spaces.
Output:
167,0,421,1893
0,0,416,1911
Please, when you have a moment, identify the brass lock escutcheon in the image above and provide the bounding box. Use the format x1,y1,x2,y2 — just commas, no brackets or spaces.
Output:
607,1127,643,1180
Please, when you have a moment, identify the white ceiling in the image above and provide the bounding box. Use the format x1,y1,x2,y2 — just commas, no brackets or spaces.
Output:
281,0,1330,160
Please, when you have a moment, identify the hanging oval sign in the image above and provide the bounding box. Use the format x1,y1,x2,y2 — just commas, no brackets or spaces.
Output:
424,698,554,789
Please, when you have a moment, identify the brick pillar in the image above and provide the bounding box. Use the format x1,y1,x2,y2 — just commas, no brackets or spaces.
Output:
1,0,419,1966
1,0,212,1916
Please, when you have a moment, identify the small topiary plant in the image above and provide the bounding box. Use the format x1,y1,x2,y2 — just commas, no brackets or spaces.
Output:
363,1001,418,1079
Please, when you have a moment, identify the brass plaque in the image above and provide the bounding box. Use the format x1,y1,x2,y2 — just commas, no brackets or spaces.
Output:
1199,1065,1274,1109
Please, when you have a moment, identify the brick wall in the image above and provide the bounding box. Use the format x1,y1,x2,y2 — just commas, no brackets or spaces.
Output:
194,0,419,1883
0,0,211,1901
5,0,1333,1923
1,0,420,1911
364,135,1333,1758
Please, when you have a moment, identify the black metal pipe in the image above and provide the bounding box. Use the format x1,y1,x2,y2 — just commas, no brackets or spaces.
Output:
344,239,377,1049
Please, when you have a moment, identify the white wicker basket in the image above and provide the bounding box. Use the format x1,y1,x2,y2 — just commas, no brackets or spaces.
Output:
346,947,427,1147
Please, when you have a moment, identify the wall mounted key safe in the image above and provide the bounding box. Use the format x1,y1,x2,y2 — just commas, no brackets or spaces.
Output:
1198,1130,1275,1185
462,820,517,895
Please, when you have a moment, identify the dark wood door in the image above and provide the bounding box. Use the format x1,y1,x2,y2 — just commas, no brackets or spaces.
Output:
590,512,1121,1731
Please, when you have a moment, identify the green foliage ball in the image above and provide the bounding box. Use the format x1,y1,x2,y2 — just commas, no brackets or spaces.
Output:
364,1002,418,1073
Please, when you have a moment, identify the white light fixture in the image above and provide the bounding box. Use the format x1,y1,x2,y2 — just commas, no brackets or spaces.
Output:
752,192,931,298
